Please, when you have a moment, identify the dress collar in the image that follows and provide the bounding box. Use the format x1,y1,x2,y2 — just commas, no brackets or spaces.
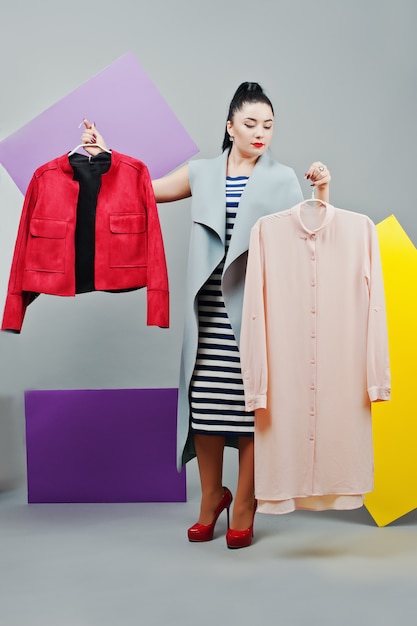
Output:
291,201,335,236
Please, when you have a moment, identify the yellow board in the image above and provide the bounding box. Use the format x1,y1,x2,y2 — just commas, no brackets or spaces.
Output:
364,215,417,526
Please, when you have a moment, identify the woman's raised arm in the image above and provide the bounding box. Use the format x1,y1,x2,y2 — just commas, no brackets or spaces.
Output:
152,164,191,203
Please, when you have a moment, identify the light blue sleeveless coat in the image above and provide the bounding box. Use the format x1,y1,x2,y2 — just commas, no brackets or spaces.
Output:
177,149,303,469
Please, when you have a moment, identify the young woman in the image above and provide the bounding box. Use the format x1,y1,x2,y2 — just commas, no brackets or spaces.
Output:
81,82,330,548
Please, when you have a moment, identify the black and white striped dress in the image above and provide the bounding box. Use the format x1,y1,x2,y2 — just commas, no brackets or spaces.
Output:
190,176,255,437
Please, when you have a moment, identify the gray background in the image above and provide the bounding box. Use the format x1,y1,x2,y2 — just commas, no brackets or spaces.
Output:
1,0,415,483
0,2,416,625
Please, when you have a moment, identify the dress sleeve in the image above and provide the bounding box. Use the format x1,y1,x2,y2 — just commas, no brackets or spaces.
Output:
366,220,391,401
240,219,268,411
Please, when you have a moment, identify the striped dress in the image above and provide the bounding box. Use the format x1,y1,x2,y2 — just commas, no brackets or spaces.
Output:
190,176,254,436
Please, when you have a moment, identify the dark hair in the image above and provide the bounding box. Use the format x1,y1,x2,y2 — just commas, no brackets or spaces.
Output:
222,82,274,152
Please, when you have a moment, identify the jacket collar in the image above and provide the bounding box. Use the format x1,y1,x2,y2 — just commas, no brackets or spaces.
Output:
58,149,120,177
225,150,276,270
191,149,275,257
190,150,228,246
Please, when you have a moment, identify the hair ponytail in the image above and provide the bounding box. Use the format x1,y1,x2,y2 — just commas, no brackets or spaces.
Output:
222,82,274,152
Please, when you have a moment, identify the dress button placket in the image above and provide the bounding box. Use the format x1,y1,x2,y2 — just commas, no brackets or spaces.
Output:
308,233,318,476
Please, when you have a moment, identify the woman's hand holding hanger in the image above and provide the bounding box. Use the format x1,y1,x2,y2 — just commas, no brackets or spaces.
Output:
305,161,331,203
80,119,109,157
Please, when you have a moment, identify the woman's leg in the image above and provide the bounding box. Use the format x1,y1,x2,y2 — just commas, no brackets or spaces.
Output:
230,436,255,530
193,433,226,524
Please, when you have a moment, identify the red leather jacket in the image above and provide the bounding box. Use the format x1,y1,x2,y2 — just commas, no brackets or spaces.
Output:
2,150,169,332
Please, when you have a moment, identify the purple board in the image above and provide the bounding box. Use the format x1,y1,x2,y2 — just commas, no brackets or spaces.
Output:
25,388,186,503
0,52,198,194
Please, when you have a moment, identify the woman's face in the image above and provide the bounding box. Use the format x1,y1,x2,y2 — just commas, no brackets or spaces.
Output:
227,101,274,158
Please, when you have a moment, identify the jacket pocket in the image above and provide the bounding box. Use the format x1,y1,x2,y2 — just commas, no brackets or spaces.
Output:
26,218,68,273
109,213,146,268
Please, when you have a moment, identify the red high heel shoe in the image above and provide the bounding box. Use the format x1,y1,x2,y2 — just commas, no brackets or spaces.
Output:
226,501,257,549
188,487,233,542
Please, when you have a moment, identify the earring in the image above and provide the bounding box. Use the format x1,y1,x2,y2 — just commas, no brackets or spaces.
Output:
229,136,234,141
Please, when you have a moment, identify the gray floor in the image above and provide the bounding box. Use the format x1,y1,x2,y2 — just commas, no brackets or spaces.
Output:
1,451,417,626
